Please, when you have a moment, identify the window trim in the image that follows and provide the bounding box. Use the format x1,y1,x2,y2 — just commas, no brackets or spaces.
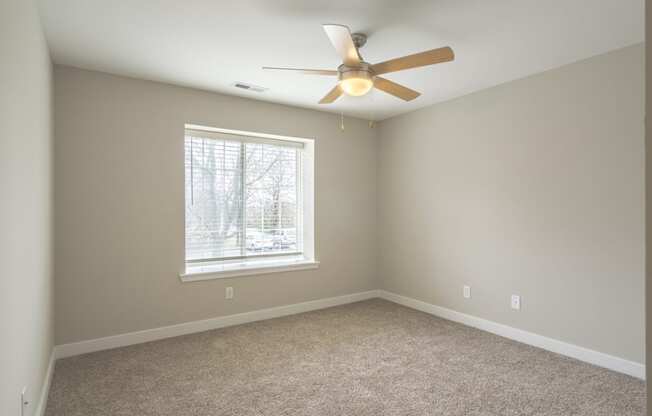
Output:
180,258,320,282
181,124,316,281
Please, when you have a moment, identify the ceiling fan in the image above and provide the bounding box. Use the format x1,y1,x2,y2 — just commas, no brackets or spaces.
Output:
263,24,454,104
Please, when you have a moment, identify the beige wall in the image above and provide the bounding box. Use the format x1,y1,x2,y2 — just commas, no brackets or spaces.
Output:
378,45,645,363
0,1,53,415
646,0,651,406
53,66,377,344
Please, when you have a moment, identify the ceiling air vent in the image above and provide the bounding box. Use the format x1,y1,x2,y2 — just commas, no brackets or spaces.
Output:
233,82,268,93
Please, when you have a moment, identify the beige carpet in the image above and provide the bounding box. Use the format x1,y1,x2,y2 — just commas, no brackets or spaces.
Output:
45,299,645,415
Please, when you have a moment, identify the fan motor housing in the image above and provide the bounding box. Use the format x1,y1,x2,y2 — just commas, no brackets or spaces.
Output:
337,62,374,81
351,32,367,48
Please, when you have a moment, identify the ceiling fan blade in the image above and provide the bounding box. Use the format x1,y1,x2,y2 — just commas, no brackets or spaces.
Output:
262,67,338,76
371,47,454,75
318,84,343,104
374,77,420,101
322,24,361,67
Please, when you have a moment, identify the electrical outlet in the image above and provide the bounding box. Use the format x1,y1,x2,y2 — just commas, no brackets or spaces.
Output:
463,285,471,299
225,287,234,300
511,295,521,310
21,387,28,416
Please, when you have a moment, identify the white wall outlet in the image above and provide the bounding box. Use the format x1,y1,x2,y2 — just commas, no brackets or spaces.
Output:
463,285,471,299
225,287,234,300
511,295,521,310
21,387,28,416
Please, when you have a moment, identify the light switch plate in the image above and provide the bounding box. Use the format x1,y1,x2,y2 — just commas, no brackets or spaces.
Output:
21,387,28,416
463,285,471,299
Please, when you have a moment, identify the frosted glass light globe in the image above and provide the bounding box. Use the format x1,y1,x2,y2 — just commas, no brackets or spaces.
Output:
339,70,374,96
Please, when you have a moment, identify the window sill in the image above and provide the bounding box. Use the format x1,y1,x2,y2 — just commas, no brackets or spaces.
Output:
180,258,320,282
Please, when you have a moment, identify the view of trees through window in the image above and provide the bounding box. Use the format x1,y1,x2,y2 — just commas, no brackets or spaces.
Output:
185,134,301,262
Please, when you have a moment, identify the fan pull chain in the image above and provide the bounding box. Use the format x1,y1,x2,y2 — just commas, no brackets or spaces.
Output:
340,113,345,131
368,88,376,128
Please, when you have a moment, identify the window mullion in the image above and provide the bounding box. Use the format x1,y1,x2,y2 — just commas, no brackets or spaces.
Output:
241,143,247,258
298,149,304,253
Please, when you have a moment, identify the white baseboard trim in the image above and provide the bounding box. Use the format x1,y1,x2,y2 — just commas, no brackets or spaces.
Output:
52,289,645,379
378,290,645,380
35,349,55,416
55,290,380,359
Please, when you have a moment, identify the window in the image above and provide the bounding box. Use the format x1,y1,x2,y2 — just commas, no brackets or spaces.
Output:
181,125,316,280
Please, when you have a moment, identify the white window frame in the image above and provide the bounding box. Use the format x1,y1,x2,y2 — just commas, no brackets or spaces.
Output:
180,124,317,282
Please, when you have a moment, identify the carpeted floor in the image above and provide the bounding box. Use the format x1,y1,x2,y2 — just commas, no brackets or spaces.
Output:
45,299,645,415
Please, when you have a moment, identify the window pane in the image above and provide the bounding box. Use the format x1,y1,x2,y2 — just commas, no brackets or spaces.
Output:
185,136,244,261
245,143,299,256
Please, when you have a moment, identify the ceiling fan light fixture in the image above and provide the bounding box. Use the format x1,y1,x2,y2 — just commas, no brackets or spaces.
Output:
339,69,374,97
263,24,454,104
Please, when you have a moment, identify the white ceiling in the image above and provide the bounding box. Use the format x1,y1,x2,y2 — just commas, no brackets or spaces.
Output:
37,0,643,120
